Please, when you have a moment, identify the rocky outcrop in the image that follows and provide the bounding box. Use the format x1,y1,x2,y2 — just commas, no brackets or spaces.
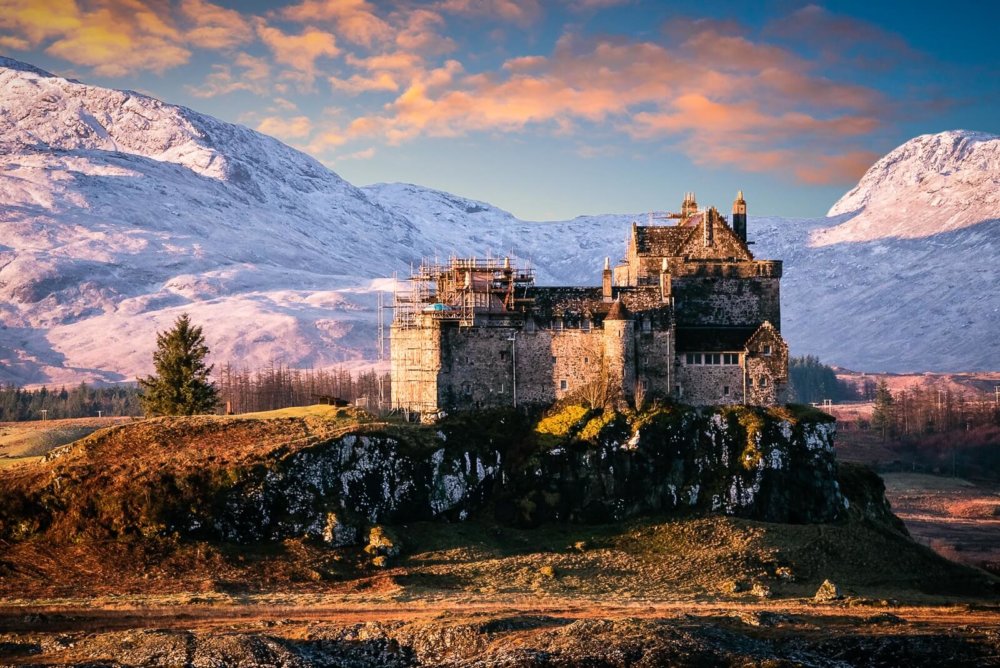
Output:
496,404,842,526
164,404,845,542
0,404,855,545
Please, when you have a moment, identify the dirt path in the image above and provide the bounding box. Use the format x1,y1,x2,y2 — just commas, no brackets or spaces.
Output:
2,598,998,634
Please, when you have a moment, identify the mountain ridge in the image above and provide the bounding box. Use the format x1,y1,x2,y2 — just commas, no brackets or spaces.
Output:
0,57,997,383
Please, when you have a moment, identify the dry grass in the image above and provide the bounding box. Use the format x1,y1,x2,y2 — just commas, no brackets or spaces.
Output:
0,417,129,458
883,472,1000,576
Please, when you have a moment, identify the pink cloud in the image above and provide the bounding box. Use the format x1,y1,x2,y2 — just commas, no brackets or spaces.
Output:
255,19,340,87
279,0,392,47
436,0,543,27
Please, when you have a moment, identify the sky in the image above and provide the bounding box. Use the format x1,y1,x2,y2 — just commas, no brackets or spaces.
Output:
1,0,998,220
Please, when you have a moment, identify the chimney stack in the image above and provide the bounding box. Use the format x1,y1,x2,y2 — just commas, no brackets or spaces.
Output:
659,258,671,302
602,257,613,302
732,190,747,243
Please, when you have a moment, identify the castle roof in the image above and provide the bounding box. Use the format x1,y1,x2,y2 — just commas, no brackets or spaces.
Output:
634,224,695,257
605,300,632,321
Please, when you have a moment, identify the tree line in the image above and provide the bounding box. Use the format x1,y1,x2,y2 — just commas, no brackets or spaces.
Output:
871,379,999,441
216,363,390,414
0,383,142,421
787,355,860,404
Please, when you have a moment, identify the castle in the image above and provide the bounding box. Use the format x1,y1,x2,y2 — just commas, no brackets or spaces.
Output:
391,192,789,415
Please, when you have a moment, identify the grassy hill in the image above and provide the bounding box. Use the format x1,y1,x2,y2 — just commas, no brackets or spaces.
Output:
0,404,994,605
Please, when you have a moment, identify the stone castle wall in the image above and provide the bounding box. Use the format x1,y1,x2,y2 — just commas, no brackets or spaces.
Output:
672,276,781,328
676,361,745,406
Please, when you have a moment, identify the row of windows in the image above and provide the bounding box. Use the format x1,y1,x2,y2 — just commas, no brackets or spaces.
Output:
685,352,740,365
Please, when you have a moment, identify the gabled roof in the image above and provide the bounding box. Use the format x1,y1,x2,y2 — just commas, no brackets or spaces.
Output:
634,224,697,256
633,209,755,262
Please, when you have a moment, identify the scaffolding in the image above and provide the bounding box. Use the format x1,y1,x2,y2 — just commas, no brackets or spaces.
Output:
393,256,535,329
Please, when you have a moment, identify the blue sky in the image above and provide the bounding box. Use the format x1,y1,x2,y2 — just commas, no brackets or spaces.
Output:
2,0,997,219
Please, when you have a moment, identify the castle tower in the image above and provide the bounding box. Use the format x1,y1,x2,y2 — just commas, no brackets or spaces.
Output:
681,191,698,218
732,190,747,243
603,300,635,401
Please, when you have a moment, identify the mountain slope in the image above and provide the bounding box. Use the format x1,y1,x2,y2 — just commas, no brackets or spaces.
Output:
816,130,1000,246
0,57,997,383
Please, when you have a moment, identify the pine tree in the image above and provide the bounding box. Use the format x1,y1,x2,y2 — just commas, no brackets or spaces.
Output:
138,314,218,416
871,379,895,441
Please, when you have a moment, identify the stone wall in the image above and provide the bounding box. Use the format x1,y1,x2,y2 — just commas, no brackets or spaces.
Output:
672,276,781,328
634,330,673,399
745,324,790,405
676,361,745,406
437,324,630,410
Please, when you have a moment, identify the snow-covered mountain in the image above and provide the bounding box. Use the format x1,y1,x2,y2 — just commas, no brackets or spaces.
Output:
0,57,997,383
816,130,1000,246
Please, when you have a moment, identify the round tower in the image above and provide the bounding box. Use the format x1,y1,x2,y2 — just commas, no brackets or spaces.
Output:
732,190,747,243
603,300,635,402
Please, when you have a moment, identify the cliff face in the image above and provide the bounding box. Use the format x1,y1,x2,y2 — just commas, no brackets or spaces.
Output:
0,405,849,546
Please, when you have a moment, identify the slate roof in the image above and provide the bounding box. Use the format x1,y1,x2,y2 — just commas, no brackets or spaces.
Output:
634,224,696,256
605,300,632,321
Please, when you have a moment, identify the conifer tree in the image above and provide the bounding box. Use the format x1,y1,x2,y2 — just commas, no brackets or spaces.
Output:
871,379,895,441
138,314,218,416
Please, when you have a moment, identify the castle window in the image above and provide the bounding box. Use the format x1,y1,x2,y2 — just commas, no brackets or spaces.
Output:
584,356,590,364
560,379,568,390
675,384,682,397
759,377,769,387
706,353,721,365
462,382,472,395
723,353,739,365
686,353,702,365
642,318,651,332
762,345,772,356
582,318,591,331
499,350,507,360
552,355,557,364
747,378,753,387
723,385,730,396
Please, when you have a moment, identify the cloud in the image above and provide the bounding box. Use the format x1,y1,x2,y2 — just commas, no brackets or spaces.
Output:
330,71,400,94
436,0,542,26
764,4,921,67
279,0,392,47
186,52,271,97
794,151,879,185
0,0,82,45
393,9,455,55
0,35,32,50
566,0,632,9
339,147,376,160
255,19,340,87
343,21,892,184
43,2,190,77
257,115,313,141
179,0,253,50
0,0,253,76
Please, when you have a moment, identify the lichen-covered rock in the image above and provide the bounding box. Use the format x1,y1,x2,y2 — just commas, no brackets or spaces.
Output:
365,525,401,559
815,579,842,602
0,404,856,546
322,512,358,547
496,404,843,526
